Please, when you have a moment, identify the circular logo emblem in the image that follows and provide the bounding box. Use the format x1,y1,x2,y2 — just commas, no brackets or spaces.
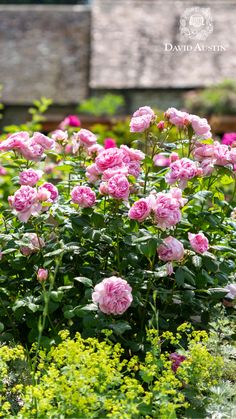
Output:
180,7,213,41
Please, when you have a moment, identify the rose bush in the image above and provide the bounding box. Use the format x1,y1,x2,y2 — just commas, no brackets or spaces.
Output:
0,105,235,350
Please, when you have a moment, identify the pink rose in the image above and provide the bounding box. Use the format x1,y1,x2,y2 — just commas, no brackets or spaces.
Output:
104,138,117,149
20,142,45,162
0,166,7,176
169,152,179,163
153,154,170,167
31,132,55,150
133,106,155,118
51,130,68,142
59,115,81,130
165,108,191,127
169,188,188,207
0,131,30,152
200,159,215,176
102,164,128,181
130,114,152,132
213,143,231,166
120,145,145,161
190,114,212,139
77,129,97,147
157,236,184,261
20,233,45,256
87,143,104,156
165,158,199,188
188,232,209,254
151,192,182,229
12,186,38,222
222,132,236,146
92,276,133,315
224,284,236,300
19,169,43,187
37,187,51,202
86,163,101,183
38,183,58,202
107,174,130,200
71,185,96,208
37,268,48,282
95,148,124,172
127,161,141,178
99,182,109,195
193,143,215,162
128,198,151,222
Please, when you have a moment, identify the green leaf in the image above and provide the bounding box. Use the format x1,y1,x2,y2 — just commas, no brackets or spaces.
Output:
110,321,131,335
74,277,93,287
44,248,64,257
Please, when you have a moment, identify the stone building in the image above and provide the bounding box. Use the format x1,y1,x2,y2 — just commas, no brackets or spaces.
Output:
0,0,236,123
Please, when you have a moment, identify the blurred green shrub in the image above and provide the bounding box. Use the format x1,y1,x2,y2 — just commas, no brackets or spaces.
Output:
77,94,125,117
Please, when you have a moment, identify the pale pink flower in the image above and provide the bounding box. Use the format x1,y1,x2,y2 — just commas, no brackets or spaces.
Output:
166,158,199,188
190,114,212,139
37,268,48,282
224,284,236,300
128,198,151,222
95,148,124,172
77,129,97,147
165,108,191,127
188,232,209,254
130,114,152,132
12,186,39,222
157,236,184,261
37,187,51,202
120,144,145,161
38,183,58,202
213,143,231,166
152,192,182,229
71,185,96,208
193,143,215,162
86,163,101,183
31,132,55,150
99,182,109,195
87,143,104,156
127,161,141,178
200,159,215,176
169,152,179,163
20,142,45,162
102,164,128,181
20,233,45,256
107,174,130,200
19,169,43,186
169,188,188,207
0,131,29,152
0,166,7,175
92,276,133,315
133,106,155,118
64,144,73,154
51,129,68,142
153,154,170,167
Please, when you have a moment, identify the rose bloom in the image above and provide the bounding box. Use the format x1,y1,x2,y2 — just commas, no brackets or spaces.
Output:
86,163,101,183
107,174,130,200
0,166,7,176
169,187,188,207
224,284,236,300
71,185,96,208
128,198,151,222
0,131,30,152
213,143,231,166
133,106,155,118
19,169,43,186
77,129,97,147
59,115,81,130
188,232,209,254
87,143,104,156
153,154,170,167
170,353,186,372
20,233,45,256
200,158,215,176
152,192,182,229
130,114,152,132
31,132,55,150
193,143,215,162
102,164,128,181
190,114,212,139
157,236,184,261
120,145,145,161
38,183,58,202
165,158,199,188
51,129,68,142
95,148,124,172
92,276,133,315
127,161,141,178
37,268,48,282
104,138,117,149
12,185,37,212
157,120,165,130
165,107,191,127
222,132,236,146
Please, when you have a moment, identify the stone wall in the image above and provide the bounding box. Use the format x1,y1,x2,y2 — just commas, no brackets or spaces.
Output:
0,5,90,105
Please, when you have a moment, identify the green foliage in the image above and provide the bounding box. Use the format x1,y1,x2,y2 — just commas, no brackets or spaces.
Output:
77,94,125,117
0,327,224,418
184,79,236,116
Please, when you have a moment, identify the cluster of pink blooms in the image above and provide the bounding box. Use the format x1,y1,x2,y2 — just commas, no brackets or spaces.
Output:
9,181,58,222
193,141,236,173
0,131,55,161
165,107,212,139
20,233,45,256
86,145,145,200
165,157,201,189
130,106,155,132
92,276,133,315
129,188,187,230
71,185,96,208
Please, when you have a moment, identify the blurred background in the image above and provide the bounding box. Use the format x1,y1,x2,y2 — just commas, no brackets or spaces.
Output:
0,0,236,134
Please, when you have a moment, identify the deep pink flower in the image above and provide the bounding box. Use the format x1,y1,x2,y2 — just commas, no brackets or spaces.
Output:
92,276,133,315
59,115,81,130
107,174,130,200
104,138,117,149
158,236,184,261
128,198,151,222
130,114,152,132
222,132,236,146
20,233,45,256
188,232,209,254
19,169,43,187
170,353,186,372
71,185,96,208
157,120,165,130
37,268,48,282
